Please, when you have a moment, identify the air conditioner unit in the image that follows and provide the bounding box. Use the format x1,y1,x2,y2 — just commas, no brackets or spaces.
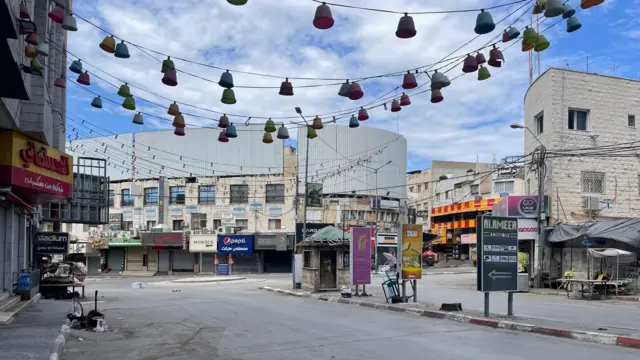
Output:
129,229,136,236
225,227,235,234
582,196,601,211
217,226,225,233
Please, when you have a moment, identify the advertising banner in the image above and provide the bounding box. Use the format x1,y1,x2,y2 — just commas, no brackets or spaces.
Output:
295,223,332,242
189,235,217,253
34,232,69,254
217,234,254,255
400,224,423,280
517,218,537,240
492,195,550,218
350,227,372,285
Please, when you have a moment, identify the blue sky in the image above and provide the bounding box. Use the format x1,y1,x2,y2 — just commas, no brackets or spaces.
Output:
63,0,625,173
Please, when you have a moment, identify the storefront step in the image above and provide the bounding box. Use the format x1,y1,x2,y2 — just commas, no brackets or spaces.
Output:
119,271,157,277
0,295,21,312
0,294,41,324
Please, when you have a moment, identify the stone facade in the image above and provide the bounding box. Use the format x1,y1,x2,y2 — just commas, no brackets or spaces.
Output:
301,245,350,292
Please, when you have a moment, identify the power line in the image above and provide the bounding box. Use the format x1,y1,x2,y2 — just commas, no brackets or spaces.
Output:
312,0,529,15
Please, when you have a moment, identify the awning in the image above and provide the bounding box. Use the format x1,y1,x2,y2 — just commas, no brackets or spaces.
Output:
548,220,640,249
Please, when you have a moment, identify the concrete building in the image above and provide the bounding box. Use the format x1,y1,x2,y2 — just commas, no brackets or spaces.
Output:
1,0,69,296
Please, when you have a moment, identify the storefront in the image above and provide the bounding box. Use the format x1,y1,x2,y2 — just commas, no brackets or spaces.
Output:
107,233,143,272
254,233,294,273
141,231,191,274
217,234,256,273
189,233,217,273
376,233,398,267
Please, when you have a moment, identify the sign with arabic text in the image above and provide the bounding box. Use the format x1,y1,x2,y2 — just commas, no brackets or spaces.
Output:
350,227,371,285
34,232,69,254
400,224,423,280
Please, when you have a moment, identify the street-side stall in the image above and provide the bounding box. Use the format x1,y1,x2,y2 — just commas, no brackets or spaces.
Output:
297,226,351,292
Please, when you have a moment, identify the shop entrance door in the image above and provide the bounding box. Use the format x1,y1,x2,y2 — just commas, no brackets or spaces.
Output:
319,251,336,289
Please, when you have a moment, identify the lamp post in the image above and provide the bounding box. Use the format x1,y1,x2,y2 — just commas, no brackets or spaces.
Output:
360,160,392,268
293,107,311,289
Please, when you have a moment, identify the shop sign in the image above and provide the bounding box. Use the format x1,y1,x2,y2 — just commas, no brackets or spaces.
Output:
140,232,183,247
295,223,332,242
232,206,246,217
249,202,263,212
371,199,400,210
376,233,398,245
122,209,133,221
492,195,550,218
400,224,423,280
34,231,69,254
185,205,199,214
109,213,123,230
108,233,142,246
461,234,477,244
267,205,282,217
134,207,143,215
217,234,254,255
213,205,231,218
517,218,537,240
145,207,156,218
351,227,372,285
171,206,183,217
189,234,218,253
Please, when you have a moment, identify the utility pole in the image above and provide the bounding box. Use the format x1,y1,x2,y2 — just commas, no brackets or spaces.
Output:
534,145,546,288
294,107,310,289
360,161,392,268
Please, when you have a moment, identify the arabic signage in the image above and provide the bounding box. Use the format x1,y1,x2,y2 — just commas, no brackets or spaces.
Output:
0,131,73,201
189,234,218,253
350,227,372,285
134,207,143,215
517,218,537,240
213,205,231,218
249,202,263,212
185,205,199,214
476,215,518,292
491,195,549,219
232,206,246,217
171,207,183,217
461,234,477,244
108,233,142,247
295,223,332,242
371,199,400,210
140,232,184,247
400,224,423,280
217,234,254,255
34,231,69,254
109,213,123,230
145,207,156,218
267,205,282,217
122,209,133,221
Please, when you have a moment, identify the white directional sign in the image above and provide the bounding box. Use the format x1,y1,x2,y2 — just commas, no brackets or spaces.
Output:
477,215,519,292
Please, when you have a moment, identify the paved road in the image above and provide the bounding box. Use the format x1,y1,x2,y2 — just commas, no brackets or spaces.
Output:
60,276,638,359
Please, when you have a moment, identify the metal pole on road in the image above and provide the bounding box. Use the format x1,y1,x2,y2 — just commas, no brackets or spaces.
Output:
507,292,514,316
484,292,490,317
294,107,311,289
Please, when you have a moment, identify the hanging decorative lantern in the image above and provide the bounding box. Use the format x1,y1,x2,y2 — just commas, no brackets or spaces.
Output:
161,69,178,87
221,88,237,104
522,27,539,46
264,118,277,133
522,41,534,52
462,54,478,73
277,125,290,140
501,30,510,42
218,130,229,143
431,89,444,103
402,71,417,89
474,10,495,35
544,0,565,17
396,13,417,39
133,112,144,125
117,83,131,97
24,44,38,58
562,3,576,18
77,71,91,86
534,34,550,52
400,93,411,106
19,1,30,19
307,126,317,139
338,80,350,97
262,132,273,144
279,78,293,96
62,13,78,31
161,56,175,73
30,58,42,72
36,42,49,56
122,96,136,111
566,16,582,33
114,41,130,58
219,114,229,128
430,70,450,90
507,26,521,40
348,82,364,100
390,99,401,112
532,2,543,15
311,116,323,130
172,113,185,128
54,76,66,88
348,115,359,128
48,6,64,24
25,32,38,45
69,59,83,74
358,107,369,121
476,52,487,65
174,127,185,136
165,102,179,116
313,3,334,30
91,96,102,108
478,66,491,81
225,123,238,138
99,35,116,53
581,0,604,10
218,70,234,88
488,46,504,68
227,0,248,5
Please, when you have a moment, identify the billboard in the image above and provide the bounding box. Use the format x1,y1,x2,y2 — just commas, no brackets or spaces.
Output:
400,224,423,280
350,227,372,285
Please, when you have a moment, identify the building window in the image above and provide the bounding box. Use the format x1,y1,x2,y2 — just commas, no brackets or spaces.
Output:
173,220,184,231
303,250,311,268
268,219,282,230
213,219,222,230
121,189,133,206
470,184,479,195
144,187,158,205
230,184,249,204
568,109,588,131
494,181,515,194
191,213,207,230
123,221,133,231
170,186,185,204
629,115,636,127
198,185,216,204
409,186,414,193
416,185,421,192
265,184,285,203
581,171,605,194
445,190,450,199
436,193,440,201
108,190,114,206
235,219,248,231
146,221,156,230
535,112,544,134
343,251,350,269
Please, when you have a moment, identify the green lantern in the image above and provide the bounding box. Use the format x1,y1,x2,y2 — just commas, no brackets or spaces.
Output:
478,66,491,81
122,96,136,111
117,83,131,97
307,127,317,139
522,27,539,46
227,0,248,5
91,96,103,109
221,88,236,105
264,118,276,133
534,34,550,52
161,56,175,73
30,57,43,71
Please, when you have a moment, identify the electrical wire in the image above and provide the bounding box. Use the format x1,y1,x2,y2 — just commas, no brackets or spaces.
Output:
311,0,529,15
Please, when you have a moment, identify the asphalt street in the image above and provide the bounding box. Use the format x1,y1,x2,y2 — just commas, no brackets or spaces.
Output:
59,275,638,360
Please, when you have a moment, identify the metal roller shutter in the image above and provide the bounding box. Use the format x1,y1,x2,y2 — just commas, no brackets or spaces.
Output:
158,250,170,272
11,210,19,276
86,256,101,276
107,248,125,272
0,206,6,292
172,251,194,272
201,253,216,273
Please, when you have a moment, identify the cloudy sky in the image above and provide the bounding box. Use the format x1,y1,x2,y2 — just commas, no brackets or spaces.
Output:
62,0,624,172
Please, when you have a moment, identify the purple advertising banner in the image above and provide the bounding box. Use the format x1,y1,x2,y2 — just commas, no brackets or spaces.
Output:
492,195,549,218
350,227,372,285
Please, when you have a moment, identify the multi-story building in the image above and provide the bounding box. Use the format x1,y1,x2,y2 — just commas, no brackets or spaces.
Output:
1,0,70,295
406,169,432,228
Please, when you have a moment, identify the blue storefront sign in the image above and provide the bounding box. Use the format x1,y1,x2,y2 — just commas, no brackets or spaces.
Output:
217,234,254,255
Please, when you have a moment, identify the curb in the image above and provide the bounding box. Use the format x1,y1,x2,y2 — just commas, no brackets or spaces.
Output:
170,276,247,284
49,319,71,360
0,293,42,325
422,271,477,276
259,287,640,350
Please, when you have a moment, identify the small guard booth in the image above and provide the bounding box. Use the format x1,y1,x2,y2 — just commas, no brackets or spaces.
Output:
297,226,351,292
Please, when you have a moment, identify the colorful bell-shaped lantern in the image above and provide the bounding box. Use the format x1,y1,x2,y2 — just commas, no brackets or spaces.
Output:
48,6,64,24
221,88,237,104
218,130,229,143
534,34,550,52
264,118,277,133
502,29,510,42
62,13,78,31
566,16,582,33
133,112,144,125
218,70,234,88
77,71,91,86
476,52,487,65
311,116,323,130
400,93,411,106
396,13,417,39
19,1,30,19
36,42,49,56
307,126,317,139
25,32,38,45
167,102,179,115
262,132,273,144
277,124,290,140
174,127,185,136
162,69,178,87
349,115,359,128
161,56,175,73
228,0,248,5
562,3,576,18
402,71,417,89
431,89,444,103
522,27,538,46
390,99,401,112
114,41,130,58
313,3,334,30
54,76,66,88
358,107,369,121
69,59,83,74
462,54,478,73
532,2,543,15
581,0,604,9
478,66,491,81
338,80,350,97
544,0,564,17
507,26,520,41
225,123,238,138
122,96,136,111
30,58,42,72
474,10,495,35
348,82,364,100
24,44,38,58
99,35,116,53
522,41,534,52
430,70,450,90
488,46,504,68
117,83,131,97
91,96,102,108
172,113,185,128
219,114,229,128
279,78,293,96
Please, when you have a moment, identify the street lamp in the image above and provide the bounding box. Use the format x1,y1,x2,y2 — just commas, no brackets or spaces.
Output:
293,107,311,289
360,160,392,268
510,122,544,147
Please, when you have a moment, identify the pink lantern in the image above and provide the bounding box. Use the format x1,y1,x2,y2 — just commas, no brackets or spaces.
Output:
48,6,65,24
313,3,334,30
347,82,363,100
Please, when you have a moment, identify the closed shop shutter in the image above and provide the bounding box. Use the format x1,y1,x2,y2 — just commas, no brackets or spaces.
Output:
228,254,257,274
172,251,194,272
17,215,25,271
11,210,19,276
126,247,144,271
0,205,7,292
201,253,215,273
86,256,101,276
107,248,125,272
147,250,158,272
158,250,170,272
263,251,292,273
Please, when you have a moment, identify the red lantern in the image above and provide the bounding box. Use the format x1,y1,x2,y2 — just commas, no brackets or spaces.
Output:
475,52,486,65
400,93,411,106
390,99,401,112
396,13,416,39
218,130,229,143
19,1,30,19
25,32,38,45
358,107,369,121
219,114,229,128
402,71,417,89
347,82,363,100
162,69,178,86
174,127,185,136
462,54,479,73
488,46,505,68
77,71,91,86
54,76,66,88
48,6,64,24
502,30,510,42
313,3,334,30
431,89,444,103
